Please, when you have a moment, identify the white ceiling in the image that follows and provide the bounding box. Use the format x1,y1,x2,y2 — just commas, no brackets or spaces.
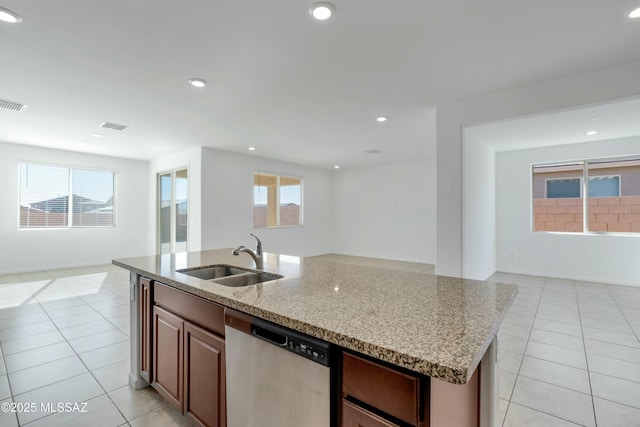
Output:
467,96,640,151
1,0,640,169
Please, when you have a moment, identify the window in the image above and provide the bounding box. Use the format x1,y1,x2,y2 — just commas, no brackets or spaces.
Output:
546,177,620,198
253,173,302,228
19,163,115,228
532,157,640,233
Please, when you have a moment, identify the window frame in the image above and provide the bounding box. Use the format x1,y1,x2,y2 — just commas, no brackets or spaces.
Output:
18,161,117,229
532,155,640,235
253,171,304,229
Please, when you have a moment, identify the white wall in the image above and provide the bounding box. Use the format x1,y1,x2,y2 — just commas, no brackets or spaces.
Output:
436,59,640,278
496,137,640,286
0,141,149,274
331,161,436,264
462,132,496,280
200,148,332,257
149,147,202,253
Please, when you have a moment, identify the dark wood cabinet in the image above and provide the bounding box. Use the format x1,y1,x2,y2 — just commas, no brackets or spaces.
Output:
152,305,184,408
184,322,226,427
343,400,401,427
342,352,429,427
139,277,152,382
150,281,226,426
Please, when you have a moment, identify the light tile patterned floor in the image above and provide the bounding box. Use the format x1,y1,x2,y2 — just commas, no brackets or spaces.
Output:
0,265,189,427
489,272,640,427
0,265,639,426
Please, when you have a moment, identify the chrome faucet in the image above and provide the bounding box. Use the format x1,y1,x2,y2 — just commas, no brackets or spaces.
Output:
232,233,263,269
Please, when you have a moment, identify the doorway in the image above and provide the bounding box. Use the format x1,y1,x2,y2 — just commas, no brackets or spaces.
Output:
158,168,188,254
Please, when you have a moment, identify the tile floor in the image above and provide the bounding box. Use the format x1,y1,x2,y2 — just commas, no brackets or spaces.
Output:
488,272,640,427
0,265,638,426
0,265,189,427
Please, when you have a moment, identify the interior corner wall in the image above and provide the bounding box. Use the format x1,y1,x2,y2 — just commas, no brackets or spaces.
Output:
330,160,436,264
436,59,640,278
0,141,149,274
496,137,640,286
148,146,203,254
200,148,332,257
462,132,496,280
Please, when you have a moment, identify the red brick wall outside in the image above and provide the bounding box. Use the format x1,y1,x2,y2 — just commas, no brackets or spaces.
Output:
533,196,640,232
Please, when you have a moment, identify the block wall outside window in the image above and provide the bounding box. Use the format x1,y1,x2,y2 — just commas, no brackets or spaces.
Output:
532,157,640,233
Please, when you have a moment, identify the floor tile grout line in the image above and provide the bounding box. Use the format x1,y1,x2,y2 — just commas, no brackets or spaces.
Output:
574,275,598,427
507,400,590,427
605,285,640,346
17,277,131,426
0,339,20,427
53,271,134,423
501,274,546,426
590,394,640,413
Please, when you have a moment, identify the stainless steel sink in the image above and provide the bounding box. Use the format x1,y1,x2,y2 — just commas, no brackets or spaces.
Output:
177,265,250,280
212,271,283,287
176,264,283,287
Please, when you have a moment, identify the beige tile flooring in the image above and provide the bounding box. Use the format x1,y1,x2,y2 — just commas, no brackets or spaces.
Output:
0,265,639,426
488,272,640,427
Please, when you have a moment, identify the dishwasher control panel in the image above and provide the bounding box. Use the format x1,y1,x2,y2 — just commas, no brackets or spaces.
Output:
251,318,331,367
289,339,329,365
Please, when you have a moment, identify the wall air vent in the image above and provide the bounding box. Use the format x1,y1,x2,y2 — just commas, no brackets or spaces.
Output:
99,121,128,131
0,98,28,112
365,149,382,154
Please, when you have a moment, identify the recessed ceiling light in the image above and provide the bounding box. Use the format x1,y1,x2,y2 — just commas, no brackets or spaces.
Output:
376,116,387,122
310,2,335,20
93,133,104,138
333,165,340,169
0,7,22,24
586,130,598,136
629,7,640,18
188,78,207,88
248,147,256,151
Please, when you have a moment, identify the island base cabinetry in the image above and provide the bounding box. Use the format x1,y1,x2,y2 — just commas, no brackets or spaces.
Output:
153,305,183,407
342,352,429,427
149,281,226,427
342,351,484,427
139,277,153,383
184,322,226,427
343,400,401,427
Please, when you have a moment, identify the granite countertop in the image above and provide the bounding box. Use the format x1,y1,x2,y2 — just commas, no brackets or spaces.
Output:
113,249,517,385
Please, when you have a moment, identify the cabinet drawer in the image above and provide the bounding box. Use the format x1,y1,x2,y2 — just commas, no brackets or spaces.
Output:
154,282,225,337
343,400,401,427
343,352,420,426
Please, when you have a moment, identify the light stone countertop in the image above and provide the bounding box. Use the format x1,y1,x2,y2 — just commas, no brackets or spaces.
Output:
113,249,517,385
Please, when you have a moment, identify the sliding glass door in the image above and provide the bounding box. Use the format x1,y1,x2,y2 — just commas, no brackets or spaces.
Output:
158,168,188,254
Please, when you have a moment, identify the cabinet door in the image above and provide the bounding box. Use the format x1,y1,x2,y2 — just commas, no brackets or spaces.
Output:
152,305,183,408
184,322,226,427
343,400,401,427
139,277,152,382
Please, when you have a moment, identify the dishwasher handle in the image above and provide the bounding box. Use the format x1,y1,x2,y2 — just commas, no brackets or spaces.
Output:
252,325,289,347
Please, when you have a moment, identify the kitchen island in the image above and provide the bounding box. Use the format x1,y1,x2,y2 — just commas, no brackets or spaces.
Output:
114,249,517,427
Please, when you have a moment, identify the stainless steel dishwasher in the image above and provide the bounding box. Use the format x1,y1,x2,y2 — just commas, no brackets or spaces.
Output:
225,309,335,427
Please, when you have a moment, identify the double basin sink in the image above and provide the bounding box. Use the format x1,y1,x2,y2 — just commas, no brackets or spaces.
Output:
177,264,283,287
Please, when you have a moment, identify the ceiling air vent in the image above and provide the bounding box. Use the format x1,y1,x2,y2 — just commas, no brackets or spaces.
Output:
0,98,28,112
99,121,128,131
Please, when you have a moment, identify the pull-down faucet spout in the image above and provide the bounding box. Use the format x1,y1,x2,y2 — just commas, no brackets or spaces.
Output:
232,234,264,269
